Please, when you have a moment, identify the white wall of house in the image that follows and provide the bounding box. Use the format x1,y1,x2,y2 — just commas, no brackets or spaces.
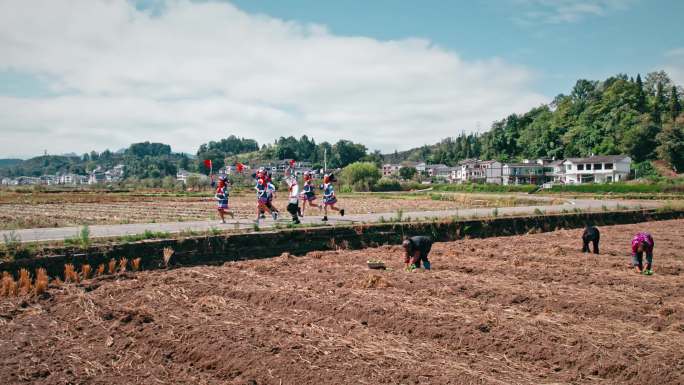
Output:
563,156,631,184
484,161,503,184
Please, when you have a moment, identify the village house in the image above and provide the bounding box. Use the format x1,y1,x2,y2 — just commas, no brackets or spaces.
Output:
426,164,454,180
104,164,125,182
562,155,631,184
452,159,502,184
501,161,546,185
382,163,401,177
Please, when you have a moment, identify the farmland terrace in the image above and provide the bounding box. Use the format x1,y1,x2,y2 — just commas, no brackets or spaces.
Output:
1,219,683,384
0,189,663,243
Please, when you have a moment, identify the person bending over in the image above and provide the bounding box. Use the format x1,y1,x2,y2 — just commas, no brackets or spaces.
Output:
402,236,432,271
631,232,655,275
582,225,600,254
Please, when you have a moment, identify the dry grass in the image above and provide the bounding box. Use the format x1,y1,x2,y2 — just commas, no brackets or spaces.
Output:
34,268,48,296
119,258,128,273
96,264,105,276
1,272,15,296
107,259,117,275
163,247,174,267
132,258,141,272
64,264,78,283
81,264,92,280
18,268,32,295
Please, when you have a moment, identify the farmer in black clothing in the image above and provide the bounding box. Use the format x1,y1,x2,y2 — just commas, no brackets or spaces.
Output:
582,225,600,254
402,236,433,271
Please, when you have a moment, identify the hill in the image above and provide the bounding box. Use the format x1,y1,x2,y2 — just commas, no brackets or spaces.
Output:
384,71,684,172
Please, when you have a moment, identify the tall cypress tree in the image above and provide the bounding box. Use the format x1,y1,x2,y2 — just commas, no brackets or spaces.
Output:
653,82,666,124
670,85,682,121
635,74,646,113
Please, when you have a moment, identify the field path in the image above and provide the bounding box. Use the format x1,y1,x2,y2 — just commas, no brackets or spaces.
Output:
0,196,658,243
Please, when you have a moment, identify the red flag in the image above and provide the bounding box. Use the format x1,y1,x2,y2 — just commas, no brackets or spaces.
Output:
203,159,212,170
236,162,244,173
289,159,296,168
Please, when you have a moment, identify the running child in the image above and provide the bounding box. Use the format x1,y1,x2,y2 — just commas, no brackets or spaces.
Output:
631,232,655,275
285,171,301,225
214,175,234,224
266,176,279,220
300,171,319,215
255,177,277,222
320,174,344,222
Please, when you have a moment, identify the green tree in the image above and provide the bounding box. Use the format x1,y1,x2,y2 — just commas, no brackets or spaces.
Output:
399,166,417,180
621,116,659,162
656,118,684,172
635,74,647,113
670,85,682,121
361,149,384,167
341,162,381,191
331,140,367,168
653,81,666,123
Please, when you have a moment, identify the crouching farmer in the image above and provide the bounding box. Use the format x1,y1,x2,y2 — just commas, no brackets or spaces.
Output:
582,225,600,254
631,232,655,275
402,236,432,271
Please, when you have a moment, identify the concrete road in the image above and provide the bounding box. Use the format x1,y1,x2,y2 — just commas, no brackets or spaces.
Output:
0,197,657,243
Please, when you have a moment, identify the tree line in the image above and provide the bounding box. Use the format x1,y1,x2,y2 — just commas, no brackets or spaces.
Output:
2,70,682,180
390,71,683,172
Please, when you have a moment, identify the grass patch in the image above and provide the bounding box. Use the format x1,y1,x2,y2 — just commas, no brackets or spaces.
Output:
547,182,684,194
433,183,538,193
120,229,171,243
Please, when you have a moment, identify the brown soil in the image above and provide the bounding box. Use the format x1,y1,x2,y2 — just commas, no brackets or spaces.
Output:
0,191,544,230
1,220,683,385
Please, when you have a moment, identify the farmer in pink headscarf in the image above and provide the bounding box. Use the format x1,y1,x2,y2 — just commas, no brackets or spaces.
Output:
631,232,655,275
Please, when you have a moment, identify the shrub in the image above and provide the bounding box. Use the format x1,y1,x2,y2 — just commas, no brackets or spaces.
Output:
2,231,21,261
372,178,402,192
341,162,381,192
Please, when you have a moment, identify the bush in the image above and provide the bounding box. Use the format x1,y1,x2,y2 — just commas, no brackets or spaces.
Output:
341,162,381,192
433,183,537,193
372,178,402,192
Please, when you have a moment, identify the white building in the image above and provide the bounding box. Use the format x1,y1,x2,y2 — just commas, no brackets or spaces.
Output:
562,155,631,184
483,161,504,184
452,159,502,184
382,163,401,177
502,162,546,185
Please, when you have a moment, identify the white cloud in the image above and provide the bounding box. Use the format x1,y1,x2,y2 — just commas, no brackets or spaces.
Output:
0,0,547,157
511,0,635,24
664,48,684,87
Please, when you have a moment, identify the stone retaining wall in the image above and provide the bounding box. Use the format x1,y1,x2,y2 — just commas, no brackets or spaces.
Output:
2,209,682,278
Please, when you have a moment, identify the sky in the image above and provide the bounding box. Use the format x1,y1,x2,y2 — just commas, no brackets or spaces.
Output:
0,0,682,158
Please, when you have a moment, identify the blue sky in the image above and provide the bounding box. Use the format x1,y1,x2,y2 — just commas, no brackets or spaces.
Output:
0,0,682,157
229,0,684,95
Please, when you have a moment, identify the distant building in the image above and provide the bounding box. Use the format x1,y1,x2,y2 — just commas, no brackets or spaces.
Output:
88,172,106,185
452,159,501,184
562,155,631,184
382,164,402,177
502,162,546,185
176,169,191,183
104,164,125,182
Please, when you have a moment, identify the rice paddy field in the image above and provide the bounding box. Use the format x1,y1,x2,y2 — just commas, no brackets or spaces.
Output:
0,189,556,230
